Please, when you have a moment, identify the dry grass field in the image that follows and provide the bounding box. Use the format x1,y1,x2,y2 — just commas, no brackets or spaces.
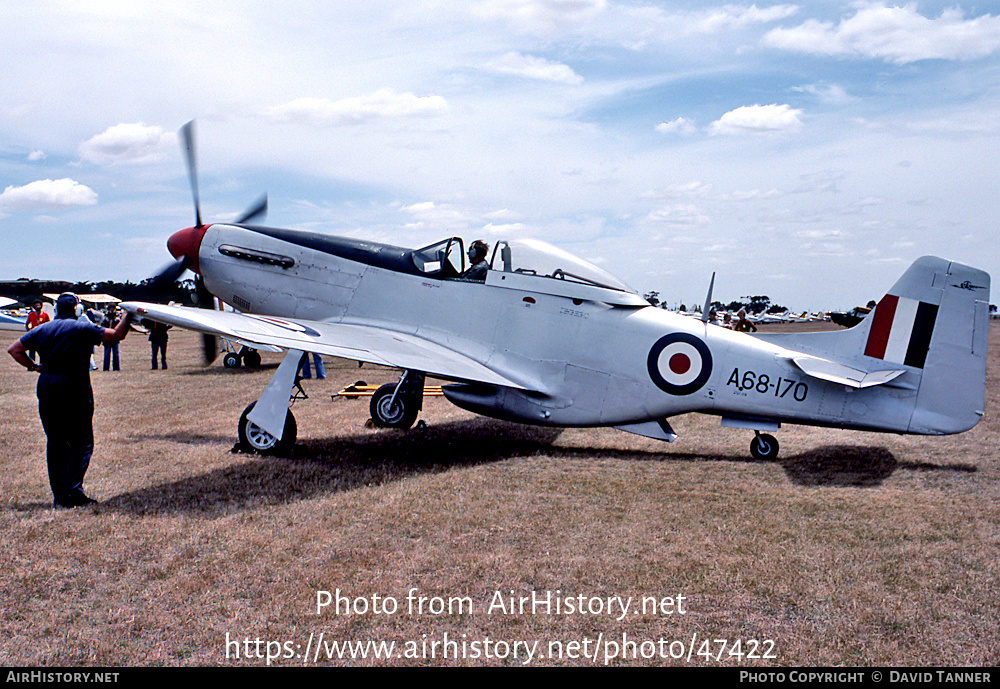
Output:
1,322,997,667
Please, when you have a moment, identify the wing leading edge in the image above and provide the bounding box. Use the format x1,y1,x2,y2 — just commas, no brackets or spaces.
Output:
120,301,527,390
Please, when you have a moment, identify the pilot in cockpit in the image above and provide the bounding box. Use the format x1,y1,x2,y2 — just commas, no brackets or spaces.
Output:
462,240,489,281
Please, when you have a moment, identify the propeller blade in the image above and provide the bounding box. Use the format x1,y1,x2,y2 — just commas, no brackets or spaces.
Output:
235,194,267,224
148,256,190,288
180,120,202,228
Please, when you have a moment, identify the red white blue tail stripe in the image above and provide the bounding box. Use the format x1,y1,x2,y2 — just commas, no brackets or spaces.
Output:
864,294,939,369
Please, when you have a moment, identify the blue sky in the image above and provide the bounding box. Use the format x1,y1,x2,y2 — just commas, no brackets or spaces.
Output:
2,1,999,311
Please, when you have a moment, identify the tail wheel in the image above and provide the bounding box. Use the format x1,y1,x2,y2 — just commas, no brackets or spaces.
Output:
370,383,419,429
238,402,296,455
750,433,779,461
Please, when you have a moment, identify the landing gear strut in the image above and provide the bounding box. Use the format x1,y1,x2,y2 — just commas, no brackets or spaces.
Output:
236,350,302,455
370,370,425,429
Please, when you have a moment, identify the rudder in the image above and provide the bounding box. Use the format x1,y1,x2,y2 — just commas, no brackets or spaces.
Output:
863,256,990,434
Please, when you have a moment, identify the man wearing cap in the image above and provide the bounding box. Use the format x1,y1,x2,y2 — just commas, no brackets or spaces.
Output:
7,293,133,508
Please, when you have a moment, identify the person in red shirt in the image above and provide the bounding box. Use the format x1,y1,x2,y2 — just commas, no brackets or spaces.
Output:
24,298,50,362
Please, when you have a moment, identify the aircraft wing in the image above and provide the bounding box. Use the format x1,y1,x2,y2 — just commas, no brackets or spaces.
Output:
120,301,527,389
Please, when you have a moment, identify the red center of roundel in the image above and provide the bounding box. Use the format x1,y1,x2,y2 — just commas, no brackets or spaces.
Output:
669,353,691,375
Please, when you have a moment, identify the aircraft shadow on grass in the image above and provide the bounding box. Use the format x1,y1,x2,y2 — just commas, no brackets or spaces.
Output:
96,418,977,515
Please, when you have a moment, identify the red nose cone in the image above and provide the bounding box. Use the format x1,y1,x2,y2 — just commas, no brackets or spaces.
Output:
167,224,209,272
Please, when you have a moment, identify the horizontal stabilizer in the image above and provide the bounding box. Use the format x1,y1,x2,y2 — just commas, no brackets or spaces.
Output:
791,356,905,389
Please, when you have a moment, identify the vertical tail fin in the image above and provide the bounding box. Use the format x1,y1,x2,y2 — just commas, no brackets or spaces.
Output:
755,256,989,435
865,257,990,434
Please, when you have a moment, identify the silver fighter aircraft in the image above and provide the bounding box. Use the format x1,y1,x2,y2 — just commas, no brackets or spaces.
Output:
124,124,991,459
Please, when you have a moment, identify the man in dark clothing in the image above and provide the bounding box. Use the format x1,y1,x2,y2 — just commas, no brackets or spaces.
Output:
148,321,170,370
102,308,121,371
7,293,133,508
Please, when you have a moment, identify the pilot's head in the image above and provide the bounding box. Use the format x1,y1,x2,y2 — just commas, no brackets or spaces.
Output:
468,240,488,263
55,292,80,319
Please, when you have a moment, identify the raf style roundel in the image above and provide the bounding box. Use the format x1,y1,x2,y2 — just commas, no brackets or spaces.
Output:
647,332,713,396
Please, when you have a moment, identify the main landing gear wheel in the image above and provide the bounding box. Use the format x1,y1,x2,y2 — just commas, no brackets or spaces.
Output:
223,352,241,368
750,432,779,461
370,383,419,429
242,349,261,368
238,402,297,455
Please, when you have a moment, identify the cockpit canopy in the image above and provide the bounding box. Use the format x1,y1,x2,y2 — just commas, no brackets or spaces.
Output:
411,237,637,294
411,237,465,278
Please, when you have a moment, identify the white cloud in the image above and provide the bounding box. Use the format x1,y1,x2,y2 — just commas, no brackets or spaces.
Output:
643,181,712,199
486,52,583,84
265,89,449,127
795,169,846,194
471,0,606,33
792,83,854,105
795,229,848,240
691,4,799,34
645,203,711,227
600,2,797,47
400,201,470,230
763,3,1000,64
655,117,696,135
27,150,46,161
0,178,97,211
482,221,528,235
79,123,173,165
728,188,783,201
708,103,803,135
484,208,519,221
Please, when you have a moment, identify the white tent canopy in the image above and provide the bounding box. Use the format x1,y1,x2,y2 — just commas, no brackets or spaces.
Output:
42,293,121,307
